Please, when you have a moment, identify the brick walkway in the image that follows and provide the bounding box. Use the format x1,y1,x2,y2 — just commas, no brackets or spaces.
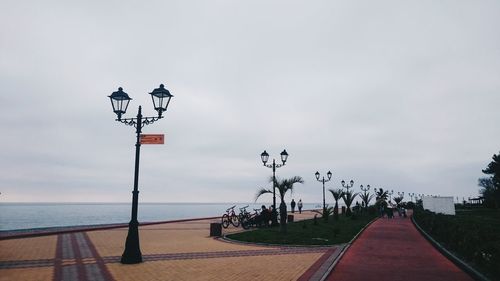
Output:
0,211,341,281
326,213,473,281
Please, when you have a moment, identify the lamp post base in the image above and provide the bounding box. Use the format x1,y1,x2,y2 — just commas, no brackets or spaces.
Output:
121,220,142,264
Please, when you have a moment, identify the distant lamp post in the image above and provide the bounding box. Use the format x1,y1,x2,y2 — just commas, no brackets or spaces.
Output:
360,184,370,207
341,179,354,192
388,190,394,202
360,184,370,193
398,191,404,200
315,171,332,211
108,84,173,264
260,149,288,217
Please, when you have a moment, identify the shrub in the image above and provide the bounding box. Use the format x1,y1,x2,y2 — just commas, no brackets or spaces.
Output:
413,208,500,279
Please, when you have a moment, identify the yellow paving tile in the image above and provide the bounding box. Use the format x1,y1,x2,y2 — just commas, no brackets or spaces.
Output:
0,236,57,261
106,253,322,281
88,221,269,258
0,211,323,281
0,267,52,281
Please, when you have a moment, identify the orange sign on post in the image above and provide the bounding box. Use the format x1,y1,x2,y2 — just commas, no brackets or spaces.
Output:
140,134,164,144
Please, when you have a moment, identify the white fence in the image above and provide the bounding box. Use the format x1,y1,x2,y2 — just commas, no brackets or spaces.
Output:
422,196,455,215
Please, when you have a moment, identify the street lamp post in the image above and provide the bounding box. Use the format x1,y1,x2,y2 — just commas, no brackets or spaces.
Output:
260,150,288,222
108,84,173,264
315,171,332,212
398,191,404,200
388,190,394,202
341,179,354,192
360,184,370,207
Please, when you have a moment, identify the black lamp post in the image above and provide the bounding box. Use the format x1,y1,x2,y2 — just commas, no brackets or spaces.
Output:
398,191,404,200
360,184,370,207
315,171,332,212
341,179,354,192
388,190,394,202
108,84,173,264
260,149,288,220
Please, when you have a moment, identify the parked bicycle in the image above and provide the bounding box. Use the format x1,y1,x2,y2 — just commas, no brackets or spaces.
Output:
241,208,261,229
221,205,240,228
238,205,250,223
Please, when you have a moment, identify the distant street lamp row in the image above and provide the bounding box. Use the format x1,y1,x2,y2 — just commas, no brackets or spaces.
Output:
108,84,428,265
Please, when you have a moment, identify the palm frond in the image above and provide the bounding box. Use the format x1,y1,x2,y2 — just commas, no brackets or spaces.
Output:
272,176,304,201
360,192,375,206
255,188,273,202
393,196,403,204
328,188,344,201
342,190,359,208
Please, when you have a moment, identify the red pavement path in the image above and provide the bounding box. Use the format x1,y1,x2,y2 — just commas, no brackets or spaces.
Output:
326,214,473,281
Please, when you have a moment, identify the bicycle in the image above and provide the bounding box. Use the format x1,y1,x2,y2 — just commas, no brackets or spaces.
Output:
241,208,261,230
221,205,240,228
238,205,250,223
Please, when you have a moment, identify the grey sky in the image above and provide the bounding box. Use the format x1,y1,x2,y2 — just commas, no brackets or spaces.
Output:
1,1,499,203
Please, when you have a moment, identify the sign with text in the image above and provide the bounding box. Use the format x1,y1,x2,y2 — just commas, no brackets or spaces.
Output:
140,134,164,144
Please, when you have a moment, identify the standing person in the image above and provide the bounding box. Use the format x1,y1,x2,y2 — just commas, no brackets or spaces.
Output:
259,205,270,227
298,199,303,214
291,199,296,213
387,202,394,219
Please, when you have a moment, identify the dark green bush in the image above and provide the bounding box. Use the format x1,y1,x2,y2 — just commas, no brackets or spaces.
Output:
413,208,500,280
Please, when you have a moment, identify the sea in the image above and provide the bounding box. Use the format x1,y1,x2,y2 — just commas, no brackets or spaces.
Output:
0,202,321,232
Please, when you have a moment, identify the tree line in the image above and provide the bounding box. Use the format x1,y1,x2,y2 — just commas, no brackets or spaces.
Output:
478,151,500,208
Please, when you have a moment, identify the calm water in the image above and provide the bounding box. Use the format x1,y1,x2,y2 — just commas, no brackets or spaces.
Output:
0,202,321,231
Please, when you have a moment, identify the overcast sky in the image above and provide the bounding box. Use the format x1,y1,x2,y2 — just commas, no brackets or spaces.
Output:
0,1,499,204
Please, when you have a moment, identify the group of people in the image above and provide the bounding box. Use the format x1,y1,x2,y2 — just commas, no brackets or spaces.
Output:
256,199,304,227
378,203,407,219
290,199,303,214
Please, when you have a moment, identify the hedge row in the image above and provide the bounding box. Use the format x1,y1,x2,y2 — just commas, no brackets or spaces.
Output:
413,208,499,280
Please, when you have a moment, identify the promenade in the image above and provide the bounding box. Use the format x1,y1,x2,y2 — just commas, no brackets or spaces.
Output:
0,210,477,281
0,210,341,281
326,212,473,281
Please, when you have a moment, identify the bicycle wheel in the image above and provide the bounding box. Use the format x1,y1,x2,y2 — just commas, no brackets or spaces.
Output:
241,217,250,230
230,213,240,227
221,214,230,228
238,213,245,223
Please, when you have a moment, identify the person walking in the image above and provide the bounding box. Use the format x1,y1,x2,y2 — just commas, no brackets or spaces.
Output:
291,199,296,213
298,199,303,214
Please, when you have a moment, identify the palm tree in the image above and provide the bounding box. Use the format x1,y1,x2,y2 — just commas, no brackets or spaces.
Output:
360,192,375,210
256,176,304,233
393,196,403,207
342,190,358,216
328,188,344,220
375,188,389,207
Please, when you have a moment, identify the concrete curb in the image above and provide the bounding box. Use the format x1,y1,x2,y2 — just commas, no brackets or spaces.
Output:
411,215,490,281
219,234,337,249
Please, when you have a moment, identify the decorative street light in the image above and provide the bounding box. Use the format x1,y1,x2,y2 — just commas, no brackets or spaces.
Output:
260,149,288,221
409,192,415,203
315,171,332,212
398,191,404,200
360,184,370,193
108,84,173,264
360,184,370,208
341,179,354,192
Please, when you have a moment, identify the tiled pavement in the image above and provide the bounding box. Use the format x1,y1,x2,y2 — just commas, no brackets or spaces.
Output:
0,211,342,281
